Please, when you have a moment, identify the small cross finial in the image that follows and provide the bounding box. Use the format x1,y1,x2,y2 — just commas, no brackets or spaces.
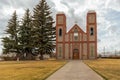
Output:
75,20,78,24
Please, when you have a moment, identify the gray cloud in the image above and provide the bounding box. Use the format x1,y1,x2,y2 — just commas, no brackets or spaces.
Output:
0,1,10,8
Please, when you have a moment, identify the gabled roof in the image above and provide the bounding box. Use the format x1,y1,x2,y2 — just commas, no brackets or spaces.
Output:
67,24,86,34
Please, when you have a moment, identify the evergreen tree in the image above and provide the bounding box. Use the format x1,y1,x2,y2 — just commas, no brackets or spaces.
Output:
18,9,33,59
32,0,55,59
2,11,19,54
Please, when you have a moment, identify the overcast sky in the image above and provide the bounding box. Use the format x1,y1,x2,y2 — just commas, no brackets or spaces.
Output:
0,0,120,54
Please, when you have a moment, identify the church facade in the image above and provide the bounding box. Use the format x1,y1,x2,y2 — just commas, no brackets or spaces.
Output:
56,10,97,59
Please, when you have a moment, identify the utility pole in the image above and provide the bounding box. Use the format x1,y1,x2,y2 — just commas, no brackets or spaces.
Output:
115,49,117,56
103,46,105,57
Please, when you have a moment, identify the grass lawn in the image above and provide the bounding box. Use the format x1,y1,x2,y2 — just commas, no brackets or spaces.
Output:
0,60,66,80
84,59,120,80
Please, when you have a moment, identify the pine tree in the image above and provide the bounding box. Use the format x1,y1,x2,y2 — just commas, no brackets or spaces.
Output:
2,11,19,55
32,0,55,59
18,9,33,59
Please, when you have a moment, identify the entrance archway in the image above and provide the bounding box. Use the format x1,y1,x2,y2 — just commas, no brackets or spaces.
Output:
73,49,79,59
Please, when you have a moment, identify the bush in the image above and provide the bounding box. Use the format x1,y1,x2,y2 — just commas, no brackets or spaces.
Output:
3,56,16,61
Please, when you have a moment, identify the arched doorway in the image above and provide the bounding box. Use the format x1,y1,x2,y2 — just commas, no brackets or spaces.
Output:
73,49,79,59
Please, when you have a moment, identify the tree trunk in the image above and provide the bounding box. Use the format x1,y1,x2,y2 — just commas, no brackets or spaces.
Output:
35,54,40,60
40,53,44,60
17,57,20,61
16,53,20,61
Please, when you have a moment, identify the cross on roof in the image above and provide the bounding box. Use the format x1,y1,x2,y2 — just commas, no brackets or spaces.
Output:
75,20,78,24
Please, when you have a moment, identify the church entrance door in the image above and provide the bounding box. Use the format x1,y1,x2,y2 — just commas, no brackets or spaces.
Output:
73,49,79,59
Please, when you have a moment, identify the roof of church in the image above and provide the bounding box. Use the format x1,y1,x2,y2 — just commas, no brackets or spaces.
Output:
67,24,86,34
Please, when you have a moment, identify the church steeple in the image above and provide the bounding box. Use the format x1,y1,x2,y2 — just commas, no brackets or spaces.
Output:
56,12,66,59
87,10,97,59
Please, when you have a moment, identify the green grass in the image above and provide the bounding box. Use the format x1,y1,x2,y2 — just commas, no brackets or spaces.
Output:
0,60,66,80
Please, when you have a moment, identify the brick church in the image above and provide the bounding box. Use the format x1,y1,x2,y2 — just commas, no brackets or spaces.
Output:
56,10,97,59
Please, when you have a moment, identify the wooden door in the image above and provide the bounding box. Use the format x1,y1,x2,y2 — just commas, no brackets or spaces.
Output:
73,49,79,59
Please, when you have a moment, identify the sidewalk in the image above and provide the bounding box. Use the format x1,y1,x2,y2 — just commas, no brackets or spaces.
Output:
46,60,104,80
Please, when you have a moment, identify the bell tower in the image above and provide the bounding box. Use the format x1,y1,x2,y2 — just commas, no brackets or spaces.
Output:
56,12,66,59
87,10,97,59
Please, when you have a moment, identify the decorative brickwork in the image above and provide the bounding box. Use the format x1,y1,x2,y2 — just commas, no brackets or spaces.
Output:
56,11,97,59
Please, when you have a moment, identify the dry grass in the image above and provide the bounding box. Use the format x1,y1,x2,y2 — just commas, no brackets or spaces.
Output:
84,59,120,80
0,60,66,80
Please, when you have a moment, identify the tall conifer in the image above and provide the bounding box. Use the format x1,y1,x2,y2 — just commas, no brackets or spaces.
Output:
18,9,33,59
2,11,19,54
32,0,55,59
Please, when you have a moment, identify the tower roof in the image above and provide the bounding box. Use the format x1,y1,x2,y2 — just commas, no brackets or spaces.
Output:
57,12,65,14
88,10,96,13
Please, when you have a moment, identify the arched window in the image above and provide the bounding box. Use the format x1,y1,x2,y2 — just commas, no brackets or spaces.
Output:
74,28,78,41
59,28,62,36
90,27,94,35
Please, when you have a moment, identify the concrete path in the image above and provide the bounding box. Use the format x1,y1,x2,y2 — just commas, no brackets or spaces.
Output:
46,60,104,80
